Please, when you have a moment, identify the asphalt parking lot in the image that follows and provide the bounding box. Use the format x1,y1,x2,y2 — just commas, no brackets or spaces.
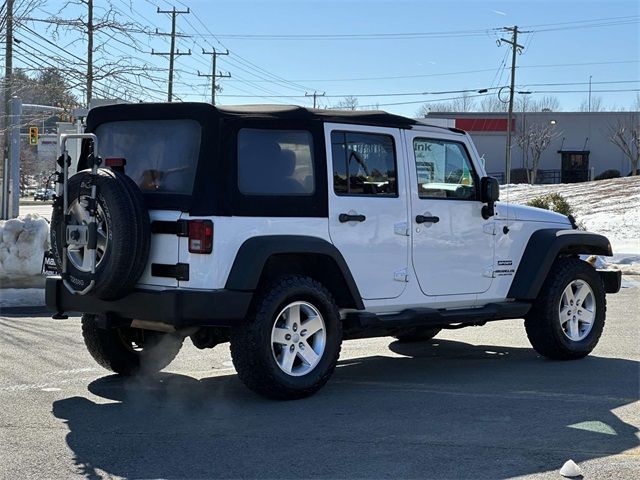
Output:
0,286,638,479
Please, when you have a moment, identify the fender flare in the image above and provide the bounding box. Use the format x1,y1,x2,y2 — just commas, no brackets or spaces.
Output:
508,229,613,300
225,235,364,310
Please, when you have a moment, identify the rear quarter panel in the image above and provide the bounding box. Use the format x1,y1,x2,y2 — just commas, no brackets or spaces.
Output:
177,216,331,290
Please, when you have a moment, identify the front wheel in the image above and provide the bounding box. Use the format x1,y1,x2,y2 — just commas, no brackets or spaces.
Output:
230,275,342,400
525,258,606,360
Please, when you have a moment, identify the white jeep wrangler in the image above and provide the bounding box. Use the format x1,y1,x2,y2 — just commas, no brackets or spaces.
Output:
45,103,621,399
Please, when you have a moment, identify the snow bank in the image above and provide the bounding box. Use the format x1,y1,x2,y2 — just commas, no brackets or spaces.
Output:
0,214,50,283
501,176,640,256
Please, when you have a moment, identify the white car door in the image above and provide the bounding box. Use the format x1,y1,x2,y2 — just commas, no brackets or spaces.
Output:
406,131,494,296
325,123,409,300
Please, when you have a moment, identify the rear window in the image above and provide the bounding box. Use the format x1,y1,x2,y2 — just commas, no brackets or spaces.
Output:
95,119,201,194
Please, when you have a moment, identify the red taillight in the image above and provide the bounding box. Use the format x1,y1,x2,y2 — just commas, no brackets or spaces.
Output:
104,157,126,168
188,220,213,254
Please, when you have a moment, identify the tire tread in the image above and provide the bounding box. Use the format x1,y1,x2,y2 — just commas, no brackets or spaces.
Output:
230,275,342,400
524,257,606,360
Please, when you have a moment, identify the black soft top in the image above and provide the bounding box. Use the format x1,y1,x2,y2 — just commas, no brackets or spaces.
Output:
81,102,417,217
86,102,418,130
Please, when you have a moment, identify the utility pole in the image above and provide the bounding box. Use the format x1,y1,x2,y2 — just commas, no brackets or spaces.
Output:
152,7,191,102
305,91,325,108
2,0,14,219
498,26,525,185
198,48,230,105
86,0,93,106
588,75,593,112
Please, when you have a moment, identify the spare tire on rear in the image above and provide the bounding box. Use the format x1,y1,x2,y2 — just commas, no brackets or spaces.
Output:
50,168,150,300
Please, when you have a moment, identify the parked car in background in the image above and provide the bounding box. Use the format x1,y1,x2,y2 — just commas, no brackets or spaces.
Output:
34,189,56,201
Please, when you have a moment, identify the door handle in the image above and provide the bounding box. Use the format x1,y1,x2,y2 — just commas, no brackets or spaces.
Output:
339,213,366,223
416,215,440,224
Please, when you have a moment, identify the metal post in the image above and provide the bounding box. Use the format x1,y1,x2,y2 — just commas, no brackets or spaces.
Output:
8,97,21,218
2,0,14,220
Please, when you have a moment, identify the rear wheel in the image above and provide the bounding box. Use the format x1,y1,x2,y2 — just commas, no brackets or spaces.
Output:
525,258,605,360
230,275,342,400
82,314,183,375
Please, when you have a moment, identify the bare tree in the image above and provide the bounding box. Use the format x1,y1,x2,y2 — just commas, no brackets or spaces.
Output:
333,95,359,111
417,102,447,116
479,95,507,112
579,96,605,112
0,0,43,33
451,92,476,112
45,0,161,104
516,122,561,184
534,95,561,112
416,92,477,116
609,115,640,175
515,95,561,113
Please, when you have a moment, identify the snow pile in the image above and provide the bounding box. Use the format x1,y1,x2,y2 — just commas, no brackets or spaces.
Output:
0,214,50,283
501,176,640,258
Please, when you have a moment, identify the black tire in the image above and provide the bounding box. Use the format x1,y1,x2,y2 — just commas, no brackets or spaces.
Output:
525,257,606,360
81,314,184,375
230,275,342,400
51,169,150,300
111,169,150,289
395,327,442,343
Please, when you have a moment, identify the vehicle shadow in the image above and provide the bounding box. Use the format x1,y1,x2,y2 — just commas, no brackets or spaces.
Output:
52,339,639,479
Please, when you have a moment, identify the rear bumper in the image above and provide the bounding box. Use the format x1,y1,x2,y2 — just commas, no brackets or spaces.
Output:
597,269,622,294
45,277,252,327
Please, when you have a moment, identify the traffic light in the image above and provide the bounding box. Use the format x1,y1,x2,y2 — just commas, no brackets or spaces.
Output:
29,126,39,145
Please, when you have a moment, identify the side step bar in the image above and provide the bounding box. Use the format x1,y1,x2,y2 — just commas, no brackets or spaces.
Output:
343,301,531,339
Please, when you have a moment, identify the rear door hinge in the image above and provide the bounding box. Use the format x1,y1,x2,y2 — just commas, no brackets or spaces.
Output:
394,268,409,282
151,220,189,237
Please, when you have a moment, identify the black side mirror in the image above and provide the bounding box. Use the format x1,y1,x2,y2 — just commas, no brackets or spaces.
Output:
480,176,500,219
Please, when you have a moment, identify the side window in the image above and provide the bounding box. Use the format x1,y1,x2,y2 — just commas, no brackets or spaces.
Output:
238,129,314,196
413,138,477,200
331,131,398,196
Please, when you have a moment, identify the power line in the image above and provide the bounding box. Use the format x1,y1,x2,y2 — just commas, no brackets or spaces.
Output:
519,60,640,69
188,15,638,40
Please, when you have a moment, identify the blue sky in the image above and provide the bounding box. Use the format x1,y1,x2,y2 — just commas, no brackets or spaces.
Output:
23,0,640,116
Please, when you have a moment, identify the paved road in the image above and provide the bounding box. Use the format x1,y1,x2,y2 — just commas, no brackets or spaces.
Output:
1,288,638,479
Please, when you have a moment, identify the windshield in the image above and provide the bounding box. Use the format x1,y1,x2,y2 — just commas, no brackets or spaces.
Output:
95,119,201,194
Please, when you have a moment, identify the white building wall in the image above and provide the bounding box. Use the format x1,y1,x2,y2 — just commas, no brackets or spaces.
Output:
425,111,638,180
